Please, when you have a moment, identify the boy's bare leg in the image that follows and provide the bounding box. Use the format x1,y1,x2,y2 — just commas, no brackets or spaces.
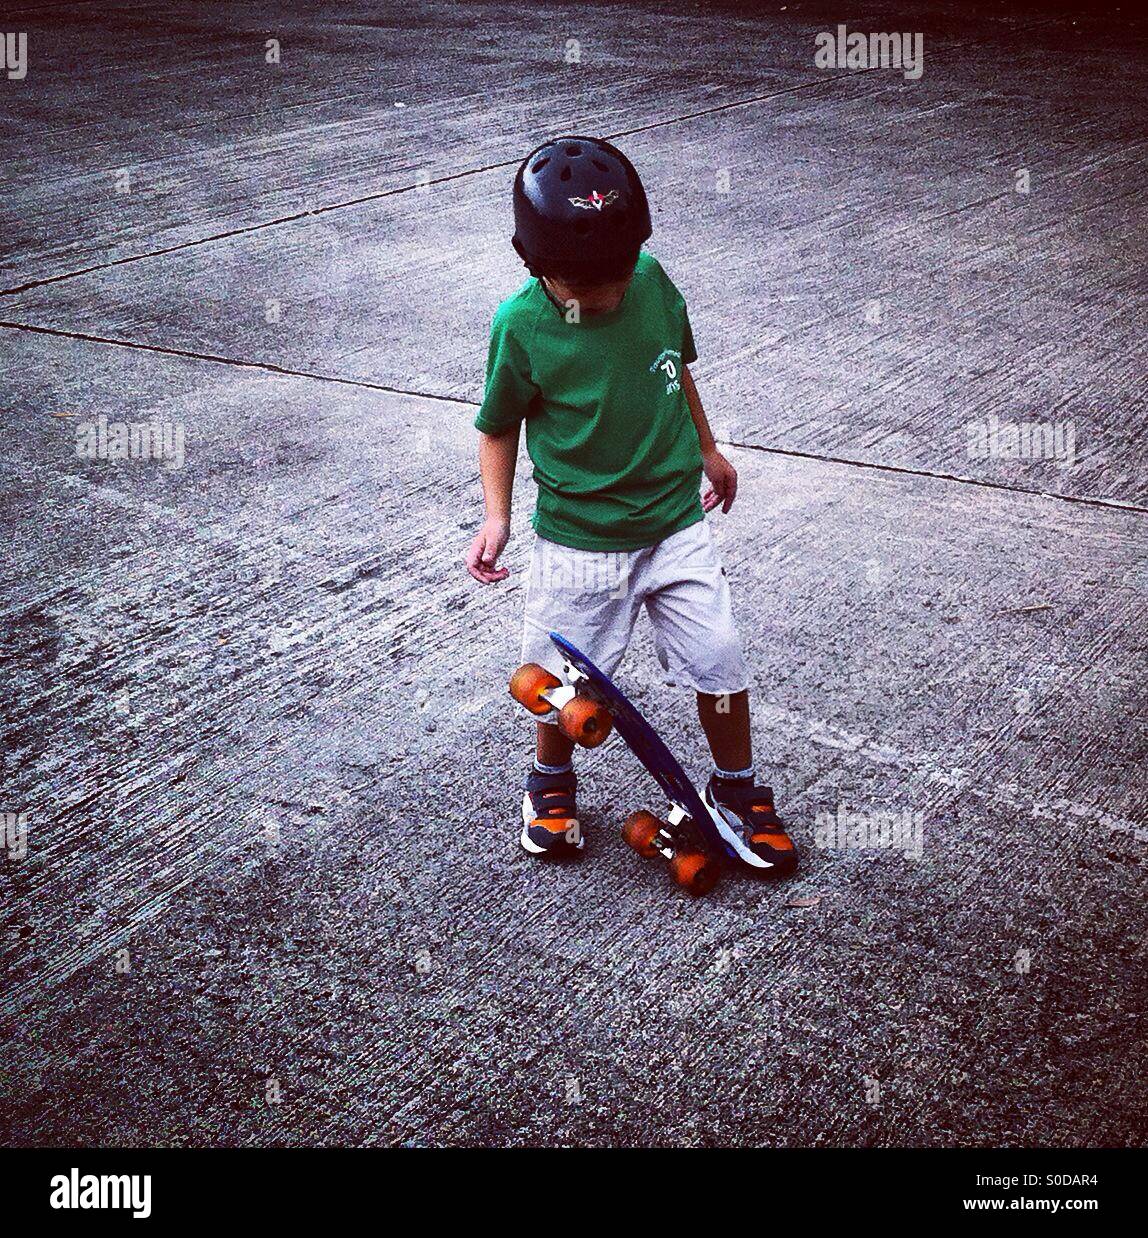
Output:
696,689,752,773
536,720,576,768
697,688,797,872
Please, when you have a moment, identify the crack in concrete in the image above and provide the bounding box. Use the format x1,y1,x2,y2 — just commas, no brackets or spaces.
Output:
3,315,1144,517
722,441,1148,516
0,317,476,406
0,78,843,298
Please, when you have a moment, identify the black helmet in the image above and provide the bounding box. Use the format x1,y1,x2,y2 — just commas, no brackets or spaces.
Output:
511,136,652,283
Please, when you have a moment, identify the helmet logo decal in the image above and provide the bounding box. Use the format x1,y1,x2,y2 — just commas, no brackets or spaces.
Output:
569,189,619,211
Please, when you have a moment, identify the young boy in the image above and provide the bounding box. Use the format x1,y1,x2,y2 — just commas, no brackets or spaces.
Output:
466,136,797,875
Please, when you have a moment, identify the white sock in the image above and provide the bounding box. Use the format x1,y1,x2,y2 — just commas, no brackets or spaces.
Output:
534,759,574,776
713,764,754,782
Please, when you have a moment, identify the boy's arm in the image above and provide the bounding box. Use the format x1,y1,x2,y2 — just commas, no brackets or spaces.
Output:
682,365,738,514
466,425,520,583
469,306,538,583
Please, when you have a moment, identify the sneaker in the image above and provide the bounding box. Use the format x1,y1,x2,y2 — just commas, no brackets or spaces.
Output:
705,776,798,874
520,767,582,855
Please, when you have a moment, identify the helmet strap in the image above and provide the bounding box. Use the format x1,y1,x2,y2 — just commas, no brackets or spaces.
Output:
537,276,571,316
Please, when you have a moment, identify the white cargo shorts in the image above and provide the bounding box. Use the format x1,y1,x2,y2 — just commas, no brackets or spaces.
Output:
520,518,748,713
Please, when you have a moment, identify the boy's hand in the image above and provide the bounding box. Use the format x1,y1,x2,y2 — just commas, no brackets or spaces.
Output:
701,447,738,514
466,518,511,583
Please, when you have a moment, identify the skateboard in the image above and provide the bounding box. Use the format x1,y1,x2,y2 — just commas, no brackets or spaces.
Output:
509,631,743,895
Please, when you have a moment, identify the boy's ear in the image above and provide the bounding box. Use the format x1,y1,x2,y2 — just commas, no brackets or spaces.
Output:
511,236,533,271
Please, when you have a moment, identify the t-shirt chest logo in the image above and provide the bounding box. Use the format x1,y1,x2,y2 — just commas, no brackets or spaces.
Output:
649,348,682,395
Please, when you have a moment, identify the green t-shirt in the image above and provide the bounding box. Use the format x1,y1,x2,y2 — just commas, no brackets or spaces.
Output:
474,251,703,551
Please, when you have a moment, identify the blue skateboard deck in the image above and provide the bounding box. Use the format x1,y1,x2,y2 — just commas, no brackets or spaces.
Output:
549,632,736,862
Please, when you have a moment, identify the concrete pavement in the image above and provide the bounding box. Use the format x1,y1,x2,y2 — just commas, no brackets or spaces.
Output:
0,1,1144,1146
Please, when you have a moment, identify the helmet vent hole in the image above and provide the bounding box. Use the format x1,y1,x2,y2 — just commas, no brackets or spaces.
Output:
531,157,550,173
592,159,608,172
560,165,572,181
565,144,582,156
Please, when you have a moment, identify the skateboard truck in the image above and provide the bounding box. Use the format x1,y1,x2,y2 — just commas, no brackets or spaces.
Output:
509,638,723,895
508,660,614,748
618,805,719,895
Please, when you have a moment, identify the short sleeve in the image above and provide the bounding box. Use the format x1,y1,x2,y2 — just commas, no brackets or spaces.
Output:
648,255,698,365
474,309,538,434
681,305,698,365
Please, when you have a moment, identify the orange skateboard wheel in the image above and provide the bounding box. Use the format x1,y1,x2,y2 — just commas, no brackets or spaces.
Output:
621,809,663,858
509,663,561,715
557,696,613,747
670,849,719,896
